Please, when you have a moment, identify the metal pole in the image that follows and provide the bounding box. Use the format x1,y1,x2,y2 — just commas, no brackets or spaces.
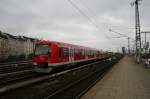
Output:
128,37,130,54
145,32,146,59
135,0,142,63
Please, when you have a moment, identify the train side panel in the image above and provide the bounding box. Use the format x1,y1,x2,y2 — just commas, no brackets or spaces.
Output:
33,40,111,73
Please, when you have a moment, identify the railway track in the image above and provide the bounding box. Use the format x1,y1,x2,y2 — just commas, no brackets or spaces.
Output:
0,60,33,74
0,55,122,99
47,62,114,99
0,60,105,88
0,60,32,65
0,55,123,99
0,70,38,85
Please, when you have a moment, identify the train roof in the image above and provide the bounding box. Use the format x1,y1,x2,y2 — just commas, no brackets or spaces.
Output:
37,40,100,51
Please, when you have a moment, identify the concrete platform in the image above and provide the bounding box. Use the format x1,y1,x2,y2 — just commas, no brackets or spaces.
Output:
81,56,150,99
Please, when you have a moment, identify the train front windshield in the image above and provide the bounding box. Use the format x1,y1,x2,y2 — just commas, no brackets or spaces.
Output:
35,45,51,56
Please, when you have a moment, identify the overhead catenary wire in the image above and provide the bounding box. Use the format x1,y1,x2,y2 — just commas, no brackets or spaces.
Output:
109,29,134,40
67,0,140,53
67,0,137,38
78,0,150,32
73,0,118,30
67,0,101,31
109,29,136,54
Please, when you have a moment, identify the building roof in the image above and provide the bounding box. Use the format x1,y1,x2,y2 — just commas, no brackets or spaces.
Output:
0,30,38,41
0,31,8,39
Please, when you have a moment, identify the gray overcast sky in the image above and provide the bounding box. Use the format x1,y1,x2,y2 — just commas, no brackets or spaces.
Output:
0,0,150,51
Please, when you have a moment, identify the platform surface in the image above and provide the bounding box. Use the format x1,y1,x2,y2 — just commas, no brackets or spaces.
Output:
81,56,150,99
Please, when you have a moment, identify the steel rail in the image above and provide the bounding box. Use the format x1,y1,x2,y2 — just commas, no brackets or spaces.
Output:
0,60,107,94
0,70,34,85
75,66,110,99
0,61,33,74
0,60,32,65
44,61,110,99
0,61,32,67
0,69,32,78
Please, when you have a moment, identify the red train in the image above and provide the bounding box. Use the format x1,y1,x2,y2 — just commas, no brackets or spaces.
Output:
32,40,111,73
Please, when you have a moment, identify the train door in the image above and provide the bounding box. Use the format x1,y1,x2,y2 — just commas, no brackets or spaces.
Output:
69,48,74,63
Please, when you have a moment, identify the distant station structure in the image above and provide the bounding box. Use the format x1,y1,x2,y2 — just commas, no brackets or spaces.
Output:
122,47,126,54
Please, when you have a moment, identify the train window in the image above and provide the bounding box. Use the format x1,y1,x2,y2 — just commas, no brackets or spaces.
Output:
35,44,51,56
82,49,84,56
59,47,69,57
75,49,79,56
63,48,69,57
75,49,84,56
86,50,88,56
89,50,91,56
78,49,82,56
74,49,76,55
81,49,84,56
